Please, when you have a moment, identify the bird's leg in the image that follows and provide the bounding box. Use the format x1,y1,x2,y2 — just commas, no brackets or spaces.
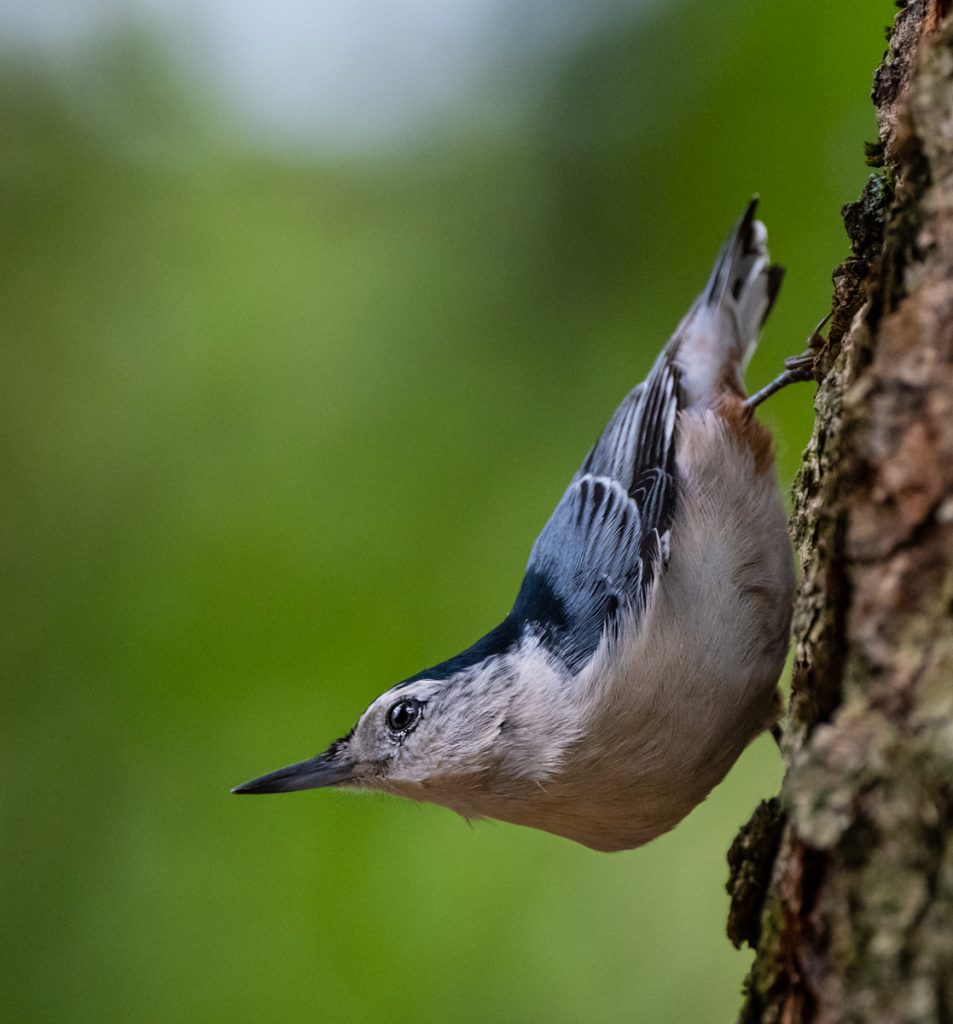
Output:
745,311,831,410
745,354,815,409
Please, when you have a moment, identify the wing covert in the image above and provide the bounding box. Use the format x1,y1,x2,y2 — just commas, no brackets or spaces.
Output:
513,353,681,670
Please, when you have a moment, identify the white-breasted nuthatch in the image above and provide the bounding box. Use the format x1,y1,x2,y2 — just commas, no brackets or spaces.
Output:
234,200,805,852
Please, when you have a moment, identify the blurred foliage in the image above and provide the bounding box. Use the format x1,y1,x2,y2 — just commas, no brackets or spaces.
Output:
1,3,893,1022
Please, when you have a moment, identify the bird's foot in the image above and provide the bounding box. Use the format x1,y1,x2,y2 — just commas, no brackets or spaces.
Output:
745,311,831,410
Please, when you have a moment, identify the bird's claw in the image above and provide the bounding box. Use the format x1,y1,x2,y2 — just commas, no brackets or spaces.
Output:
745,310,831,410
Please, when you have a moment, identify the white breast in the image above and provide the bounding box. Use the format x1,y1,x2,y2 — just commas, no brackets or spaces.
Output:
472,409,795,852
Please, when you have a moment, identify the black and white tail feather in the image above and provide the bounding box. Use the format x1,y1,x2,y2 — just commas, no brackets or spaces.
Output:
521,199,783,670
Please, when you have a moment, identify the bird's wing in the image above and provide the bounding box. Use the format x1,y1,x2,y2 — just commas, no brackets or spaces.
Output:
507,201,778,672
512,353,681,670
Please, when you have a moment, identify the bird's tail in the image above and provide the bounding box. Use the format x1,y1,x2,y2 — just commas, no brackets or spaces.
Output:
669,199,784,408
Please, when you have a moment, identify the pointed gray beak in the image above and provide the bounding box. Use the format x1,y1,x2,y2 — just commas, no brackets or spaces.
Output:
232,748,354,794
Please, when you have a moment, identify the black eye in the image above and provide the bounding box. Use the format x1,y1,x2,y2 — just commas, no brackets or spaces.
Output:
386,698,423,735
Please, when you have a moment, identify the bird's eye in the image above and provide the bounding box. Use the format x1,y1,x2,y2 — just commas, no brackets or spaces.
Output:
386,698,423,735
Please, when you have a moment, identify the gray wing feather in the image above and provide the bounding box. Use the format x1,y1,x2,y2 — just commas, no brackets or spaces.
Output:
499,203,773,673
516,354,681,669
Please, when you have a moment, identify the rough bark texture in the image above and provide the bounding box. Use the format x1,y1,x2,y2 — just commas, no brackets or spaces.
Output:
727,2,953,1022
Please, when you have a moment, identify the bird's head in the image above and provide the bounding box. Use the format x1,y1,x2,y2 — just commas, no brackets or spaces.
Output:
233,671,512,805
232,637,577,816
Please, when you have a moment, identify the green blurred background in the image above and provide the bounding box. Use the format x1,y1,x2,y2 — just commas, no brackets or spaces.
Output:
2,2,892,1021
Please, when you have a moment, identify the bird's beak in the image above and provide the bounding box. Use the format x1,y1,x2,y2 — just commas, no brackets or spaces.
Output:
232,747,354,795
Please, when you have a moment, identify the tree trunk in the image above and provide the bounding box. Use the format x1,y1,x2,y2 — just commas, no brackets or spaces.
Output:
726,2,953,1021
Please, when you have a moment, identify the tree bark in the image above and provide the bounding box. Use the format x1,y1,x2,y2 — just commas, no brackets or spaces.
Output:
727,2,953,1021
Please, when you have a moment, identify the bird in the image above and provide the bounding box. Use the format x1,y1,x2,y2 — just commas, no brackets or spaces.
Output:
233,200,809,853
